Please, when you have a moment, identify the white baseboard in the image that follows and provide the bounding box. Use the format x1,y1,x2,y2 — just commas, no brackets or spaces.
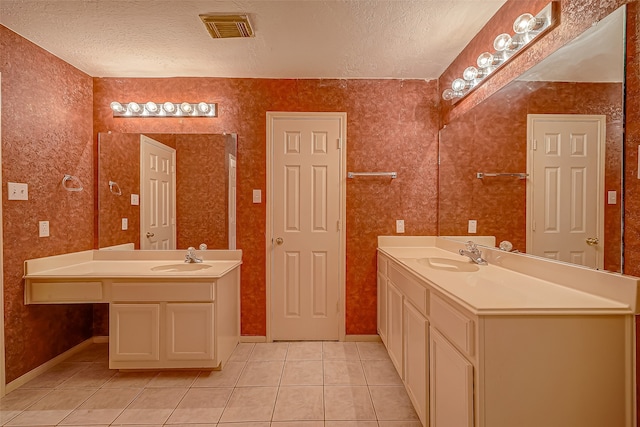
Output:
6,336,108,394
345,334,381,342
239,335,267,343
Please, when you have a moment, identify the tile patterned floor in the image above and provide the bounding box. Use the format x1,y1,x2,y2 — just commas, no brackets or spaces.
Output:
0,341,421,426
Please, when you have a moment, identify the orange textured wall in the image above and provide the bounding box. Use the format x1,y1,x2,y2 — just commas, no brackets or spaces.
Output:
439,81,623,271
0,25,95,382
93,78,441,336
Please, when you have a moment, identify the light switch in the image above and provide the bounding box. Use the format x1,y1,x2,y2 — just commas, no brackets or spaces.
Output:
131,194,139,205
8,182,28,200
396,219,405,233
253,189,262,203
468,220,477,234
608,191,617,205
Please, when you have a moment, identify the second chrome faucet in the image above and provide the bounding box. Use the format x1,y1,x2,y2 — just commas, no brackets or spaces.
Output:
459,241,488,265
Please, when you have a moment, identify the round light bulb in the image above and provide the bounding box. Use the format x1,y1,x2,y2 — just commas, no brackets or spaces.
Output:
451,78,468,92
493,33,513,51
197,102,210,114
128,102,141,113
513,13,544,34
442,89,455,101
110,101,125,113
145,101,158,113
477,52,497,69
163,102,176,114
180,102,193,114
462,66,479,81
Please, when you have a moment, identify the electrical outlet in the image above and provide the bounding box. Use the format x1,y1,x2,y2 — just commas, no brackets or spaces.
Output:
122,218,128,230
468,220,477,234
39,221,50,237
396,219,405,233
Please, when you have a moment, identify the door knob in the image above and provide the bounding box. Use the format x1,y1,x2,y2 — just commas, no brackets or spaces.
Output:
586,237,599,246
146,232,155,238
275,237,284,245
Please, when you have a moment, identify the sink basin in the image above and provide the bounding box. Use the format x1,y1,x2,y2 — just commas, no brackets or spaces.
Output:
417,257,480,272
151,263,212,272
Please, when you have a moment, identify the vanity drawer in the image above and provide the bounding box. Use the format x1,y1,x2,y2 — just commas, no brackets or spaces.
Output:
430,294,474,357
28,281,104,303
111,282,215,302
378,253,388,276
388,263,428,316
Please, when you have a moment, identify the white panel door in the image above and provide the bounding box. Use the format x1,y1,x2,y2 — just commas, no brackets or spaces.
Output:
140,135,176,250
228,154,237,250
268,112,345,341
527,115,605,269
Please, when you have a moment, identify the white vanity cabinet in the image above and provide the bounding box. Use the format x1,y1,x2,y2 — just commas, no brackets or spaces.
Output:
377,241,637,427
109,271,239,370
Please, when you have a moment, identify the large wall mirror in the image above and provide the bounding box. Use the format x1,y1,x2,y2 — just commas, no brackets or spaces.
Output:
98,132,237,250
438,6,625,272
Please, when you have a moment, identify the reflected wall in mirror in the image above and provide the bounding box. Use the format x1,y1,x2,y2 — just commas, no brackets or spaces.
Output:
98,133,237,250
438,6,625,272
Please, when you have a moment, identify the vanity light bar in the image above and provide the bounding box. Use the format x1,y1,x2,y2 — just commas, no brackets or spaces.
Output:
442,2,557,102
110,101,218,118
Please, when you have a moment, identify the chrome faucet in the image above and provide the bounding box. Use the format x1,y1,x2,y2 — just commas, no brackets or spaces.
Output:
459,241,488,265
185,247,203,263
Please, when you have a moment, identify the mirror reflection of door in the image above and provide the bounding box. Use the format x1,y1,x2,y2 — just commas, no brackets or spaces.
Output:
140,135,176,249
228,153,237,250
527,114,605,269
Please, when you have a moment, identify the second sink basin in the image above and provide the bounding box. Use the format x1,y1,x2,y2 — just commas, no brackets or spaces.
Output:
417,257,480,272
151,263,213,272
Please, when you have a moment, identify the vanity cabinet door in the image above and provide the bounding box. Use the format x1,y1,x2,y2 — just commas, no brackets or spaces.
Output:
110,303,160,361
430,327,474,427
403,299,429,427
377,272,388,345
387,281,404,376
166,303,215,361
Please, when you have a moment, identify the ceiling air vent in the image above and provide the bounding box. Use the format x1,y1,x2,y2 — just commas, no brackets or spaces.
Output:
199,14,254,38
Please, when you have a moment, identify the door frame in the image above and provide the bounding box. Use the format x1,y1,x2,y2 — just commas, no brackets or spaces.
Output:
0,72,6,396
526,114,606,268
139,135,176,250
265,112,347,342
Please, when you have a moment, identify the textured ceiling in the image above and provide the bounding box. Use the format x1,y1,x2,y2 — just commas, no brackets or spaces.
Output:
0,0,508,79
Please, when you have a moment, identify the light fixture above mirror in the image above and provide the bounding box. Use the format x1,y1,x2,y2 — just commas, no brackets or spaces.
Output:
442,2,558,102
110,101,218,117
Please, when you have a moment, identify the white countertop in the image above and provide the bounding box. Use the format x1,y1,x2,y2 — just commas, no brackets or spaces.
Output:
378,237,639,315
24,249,242,281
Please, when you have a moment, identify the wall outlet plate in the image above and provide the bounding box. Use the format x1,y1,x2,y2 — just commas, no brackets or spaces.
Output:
122,218,128,230
39,221,50,237
468,220,477,234
396,219,405,233
253,189,262,203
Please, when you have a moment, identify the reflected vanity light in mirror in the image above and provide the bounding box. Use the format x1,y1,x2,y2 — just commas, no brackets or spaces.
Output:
442,2,557,102
110,101,217,117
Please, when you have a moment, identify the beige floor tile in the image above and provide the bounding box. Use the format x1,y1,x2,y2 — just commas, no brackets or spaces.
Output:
66,343,109,363
112,387,187,425
20,363,91,389
272,422,324,426
357,342,390,360
325,422,379,427
145,370,199,388
165,387,232,424
286,341,323,360
218,386,278,423
58,387,139,425
58,363,116,388
6,388,96,426
280,360,323,385
272,386,324,421
324,386,376,421
369,386,419,421
164,424,216,427
217,423,269,427
377,421,423,427
0,389,51,425
362,359,403,385
249,342,289,361
324,360,366,385
192,361,246,387
102,370,159,388
236,360,284,387
228,343,255,361
323,342,360,360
